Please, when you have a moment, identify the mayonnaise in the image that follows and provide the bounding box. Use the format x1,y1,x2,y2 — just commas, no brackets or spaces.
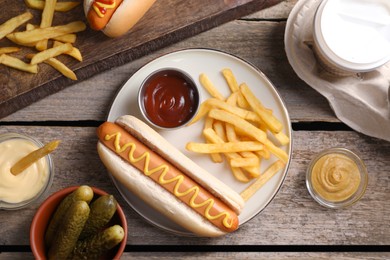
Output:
0,138,49,204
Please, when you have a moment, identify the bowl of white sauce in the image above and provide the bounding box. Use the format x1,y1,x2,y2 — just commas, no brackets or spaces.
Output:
313,0,390,76
0,133,54,210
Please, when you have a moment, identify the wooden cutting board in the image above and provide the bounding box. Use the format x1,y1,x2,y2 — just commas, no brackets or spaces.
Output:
0,0,282,119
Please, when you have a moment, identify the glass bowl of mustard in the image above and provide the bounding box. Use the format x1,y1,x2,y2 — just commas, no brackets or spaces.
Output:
306,147,368,209
0,133,54,210
138,68,201,130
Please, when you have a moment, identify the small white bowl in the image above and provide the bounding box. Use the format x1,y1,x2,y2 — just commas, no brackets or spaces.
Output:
0,133,54,210
306,147,368,209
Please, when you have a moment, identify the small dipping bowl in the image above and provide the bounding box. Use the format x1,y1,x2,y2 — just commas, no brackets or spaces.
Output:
0,133,54,210
306,148,368,209
30,186,127,259
138,68,200,130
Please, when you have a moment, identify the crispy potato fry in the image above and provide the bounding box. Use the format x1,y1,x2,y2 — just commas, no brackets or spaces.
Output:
273,131,290,146
231,167,251,183
209,109,268,143
26,24,77,43
45,58,77,80
36,0,57,51
199,73,225,100
52,33,76,43
213,120,227,142
202,128,260,179
0,54,38,73
10,140,60,175
230,157,260,168
0,47,20,55
240,83,283,133
30,43,73,65
24,0,80,12
221,68,248,108
53,41,82,61
240,160,284,201
188,98,261,126
0,12,33,40
186,141,264,154
8,21,86,44
204,117,223,163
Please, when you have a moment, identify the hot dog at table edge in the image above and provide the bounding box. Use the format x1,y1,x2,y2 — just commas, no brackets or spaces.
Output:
83,0,156,37
96,115,245,237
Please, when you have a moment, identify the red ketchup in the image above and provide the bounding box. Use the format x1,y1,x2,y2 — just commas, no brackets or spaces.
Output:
141,70,199,128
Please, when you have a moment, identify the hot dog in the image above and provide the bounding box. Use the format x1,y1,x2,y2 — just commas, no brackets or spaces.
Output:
96,115,245,237
83,0,156,37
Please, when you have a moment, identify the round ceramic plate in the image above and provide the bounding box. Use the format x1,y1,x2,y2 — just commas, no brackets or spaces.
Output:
107,48,292,236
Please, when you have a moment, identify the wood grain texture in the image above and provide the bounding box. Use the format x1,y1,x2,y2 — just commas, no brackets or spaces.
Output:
1,252,389,259
0,0,283,119
0,126,388,246
1,20,334,123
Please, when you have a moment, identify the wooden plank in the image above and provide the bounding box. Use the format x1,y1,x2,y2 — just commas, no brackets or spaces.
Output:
0,126,388,245
0,0,283,119
1,252,389,259
1,20,334,123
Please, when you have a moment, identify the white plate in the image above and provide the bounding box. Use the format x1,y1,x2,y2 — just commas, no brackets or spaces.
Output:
107,48,292,236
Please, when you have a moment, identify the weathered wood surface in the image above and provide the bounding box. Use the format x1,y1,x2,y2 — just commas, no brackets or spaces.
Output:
0,126,389,246
1,0,389,258
0,0,283,119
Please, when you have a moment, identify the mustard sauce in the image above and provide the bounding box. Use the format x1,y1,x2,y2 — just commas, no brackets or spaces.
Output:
105,131,234,229
311,153,361,202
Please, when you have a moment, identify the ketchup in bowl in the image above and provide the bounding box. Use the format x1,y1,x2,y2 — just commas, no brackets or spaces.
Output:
138,69,200,129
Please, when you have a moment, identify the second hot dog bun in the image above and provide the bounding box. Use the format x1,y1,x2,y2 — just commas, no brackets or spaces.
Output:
97,115,245,237
84,0,156,37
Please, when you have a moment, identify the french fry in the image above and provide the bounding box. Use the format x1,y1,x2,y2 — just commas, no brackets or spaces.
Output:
26,24,77,43
24,0,80,12
10,140,60,175
202,128,259,180
0,12,33,40
30,43,73,65
45,58,77,80
213,120,227,142
273,131,290,146
207,98,260,122
186,141,264,154
231,167,251,183
209,109,267,143
230,157,260,168
204,117,223,163
53,33,76,43
0,54,38,74
240,83,283,133
0,47,20,55
36,0,57,51
221,68,248,108
53,41,82,61
199,73,225,100
7,21,86,45
240,160,284,201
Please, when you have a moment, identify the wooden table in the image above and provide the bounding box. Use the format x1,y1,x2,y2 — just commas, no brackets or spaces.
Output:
1,0,389,258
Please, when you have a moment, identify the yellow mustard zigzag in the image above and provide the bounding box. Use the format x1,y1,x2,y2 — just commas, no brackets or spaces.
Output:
93,0,116,18
105,132,233,229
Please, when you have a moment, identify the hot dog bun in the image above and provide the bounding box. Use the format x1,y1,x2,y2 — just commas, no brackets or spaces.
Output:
97,115,245,237
84,0,156,37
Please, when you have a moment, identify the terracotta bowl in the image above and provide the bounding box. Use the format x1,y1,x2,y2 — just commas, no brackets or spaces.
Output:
30,186,127,259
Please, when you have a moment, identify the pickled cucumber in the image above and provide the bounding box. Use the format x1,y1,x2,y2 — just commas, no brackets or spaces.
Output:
70,225,125,260
45,185,93,247
79,194,117,239
48,200,90,260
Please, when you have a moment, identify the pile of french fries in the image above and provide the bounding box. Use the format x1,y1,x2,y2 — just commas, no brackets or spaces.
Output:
186,68,290,201
0,0,84,80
